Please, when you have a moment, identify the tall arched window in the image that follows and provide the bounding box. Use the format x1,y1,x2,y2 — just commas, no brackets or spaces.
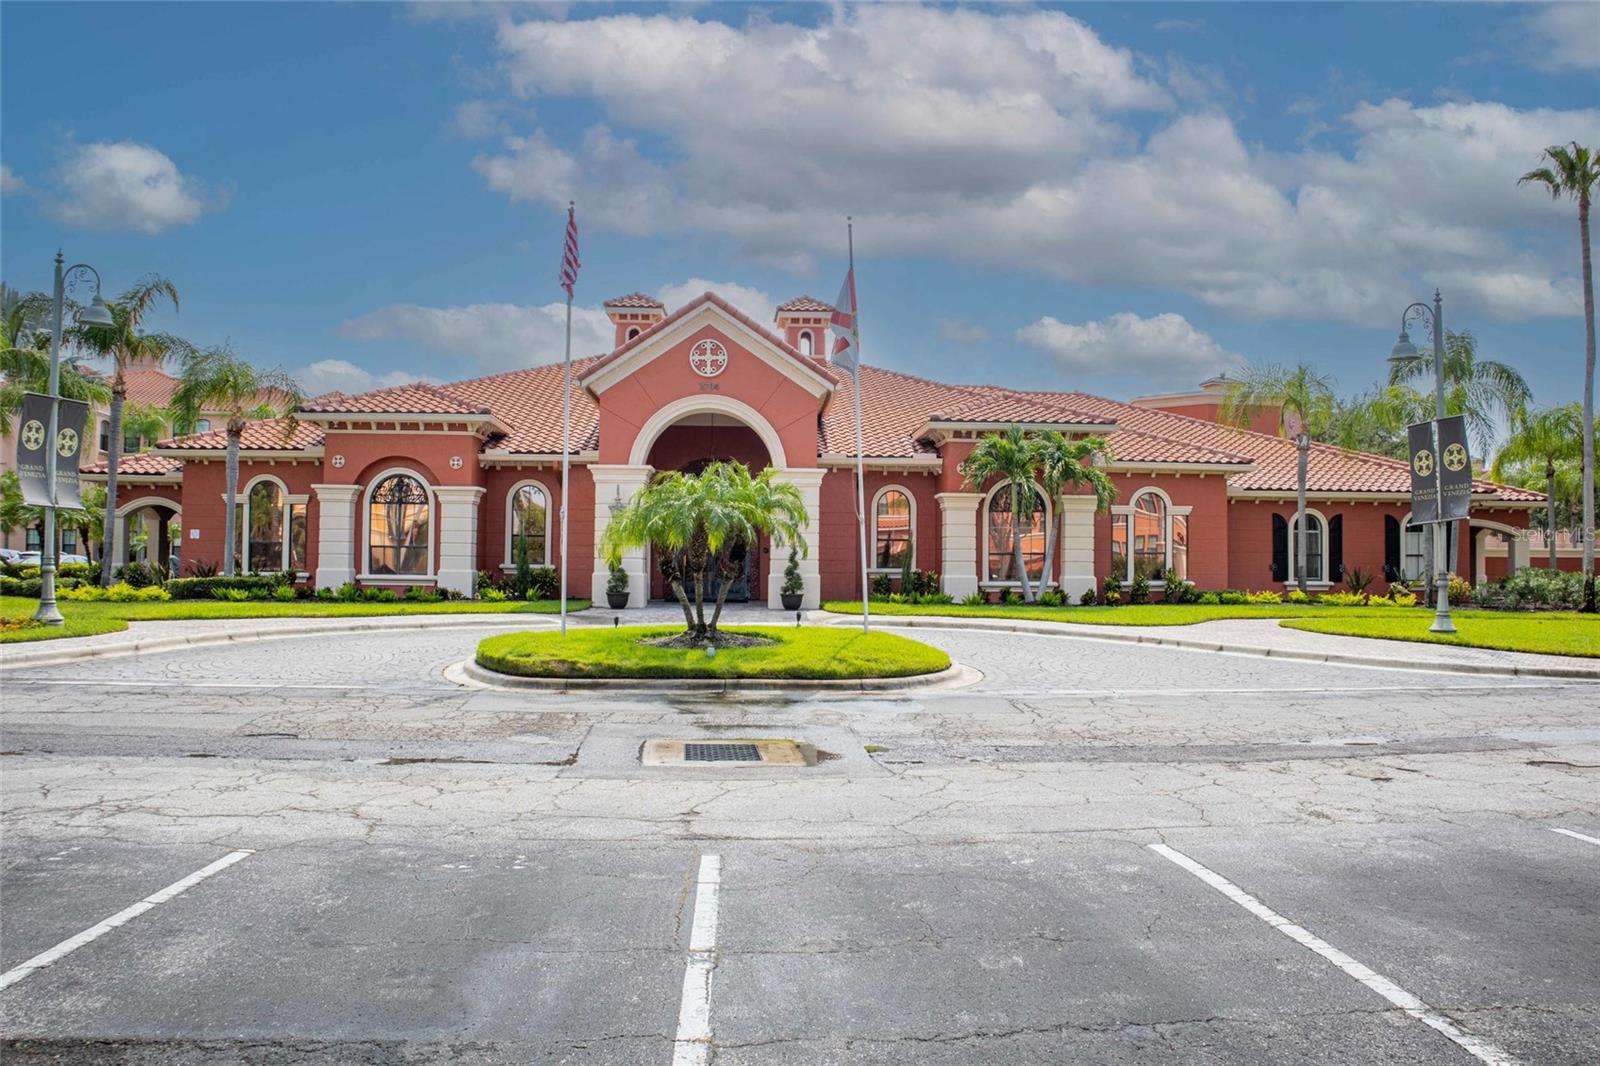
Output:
246,480,284,572
368,473,430,575
1131,491,1168,582
986,484,1046,584
872,487,913,569
1290,511,1327,584
798,330,814,356
509,482,549,566
1110,487,1192,584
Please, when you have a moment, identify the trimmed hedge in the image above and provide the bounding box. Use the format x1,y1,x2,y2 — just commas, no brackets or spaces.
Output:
164,574,290,600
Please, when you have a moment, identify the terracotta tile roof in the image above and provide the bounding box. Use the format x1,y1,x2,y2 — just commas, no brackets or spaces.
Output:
156,419,324,452
604,292,665,309
80,452,183,476
821,366,974,458
299,383,490,417
928,389,1112,427
776,296,833,313
119,367,181,408
449,357,606,454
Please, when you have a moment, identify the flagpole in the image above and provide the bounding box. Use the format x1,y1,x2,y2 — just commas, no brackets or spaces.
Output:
558,201,575,637
849,218,870,634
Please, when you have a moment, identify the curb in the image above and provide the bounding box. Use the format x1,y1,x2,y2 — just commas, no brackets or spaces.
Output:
820,613,1600,682
0,615,559,671
458,657,979,693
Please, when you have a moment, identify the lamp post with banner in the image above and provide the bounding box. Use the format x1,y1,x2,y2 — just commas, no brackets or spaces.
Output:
1389,289,1464,634
22,253,115,625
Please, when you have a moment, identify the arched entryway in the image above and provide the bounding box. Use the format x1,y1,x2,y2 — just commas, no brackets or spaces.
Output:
115,497,182,575
1470,518,1530,584
643,415,773,603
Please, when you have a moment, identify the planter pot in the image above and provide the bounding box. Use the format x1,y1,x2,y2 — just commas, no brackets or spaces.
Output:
607,591,630,610
780,592,803,611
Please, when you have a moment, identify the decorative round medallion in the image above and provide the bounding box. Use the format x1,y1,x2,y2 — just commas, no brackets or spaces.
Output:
689,339,729,377
449,455,464,470
1442,442,1467,473
1412,449,1434,478
56,427,79,458
332,454,346,469
19,419,45,452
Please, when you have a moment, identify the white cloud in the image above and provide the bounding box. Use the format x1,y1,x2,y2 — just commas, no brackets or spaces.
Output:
464,7,1598,325
937,319,990,344
338,300,614,375
657,278,775,325
47,141,223,235
292,359,424,398
1016,311,1243,383
1520,4,1600,71
0,163,24,195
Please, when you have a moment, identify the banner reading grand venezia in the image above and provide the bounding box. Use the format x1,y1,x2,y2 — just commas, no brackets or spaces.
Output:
14,391,89,511
1435,414,1472,522
1407,420,1439,524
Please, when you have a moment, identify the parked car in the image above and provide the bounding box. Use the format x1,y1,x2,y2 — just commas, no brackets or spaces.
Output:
60,553,90,565
12,551,90,566
17,551,41,566
0,548,22,564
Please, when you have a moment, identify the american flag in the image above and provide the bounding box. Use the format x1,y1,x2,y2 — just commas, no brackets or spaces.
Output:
558,202,580,298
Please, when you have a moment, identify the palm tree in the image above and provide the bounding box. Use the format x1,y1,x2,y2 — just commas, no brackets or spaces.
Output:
69,276,187,585
601,461,808,639
1521,142,1598,610
963,424,1044,602
1,289,111,436
1386,330,1531,456
1031,431,1116,596
117,403,173,454
1221,363,1336,593
169,347,302,577
1492,405,1583,570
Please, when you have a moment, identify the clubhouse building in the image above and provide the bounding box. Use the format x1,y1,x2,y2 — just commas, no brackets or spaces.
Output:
83,290,1543,606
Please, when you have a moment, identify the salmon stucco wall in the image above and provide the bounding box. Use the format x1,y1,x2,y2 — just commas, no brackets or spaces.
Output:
178,459,321,577
818,469,938,601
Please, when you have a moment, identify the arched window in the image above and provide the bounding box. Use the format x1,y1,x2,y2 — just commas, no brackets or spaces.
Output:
626,326,641,341
798,330,814,356
986,484,1046,584
194,418,211,433
246,480,284,572
509,482,549,566
368,473,430,575
98,420,109,453
872,487,913,570
1109,487,1192,584
1289,511,1327,584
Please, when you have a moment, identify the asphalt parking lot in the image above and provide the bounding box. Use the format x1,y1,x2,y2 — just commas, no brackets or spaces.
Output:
2,623,1598,1064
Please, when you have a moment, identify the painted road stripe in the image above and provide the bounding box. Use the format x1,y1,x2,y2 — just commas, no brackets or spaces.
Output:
0,849,254,991
1149,843,1520,1066
672,853,721,1066
1549,827,1600,848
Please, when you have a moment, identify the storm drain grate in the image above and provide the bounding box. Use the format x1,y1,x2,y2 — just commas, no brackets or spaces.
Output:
684,743,763,763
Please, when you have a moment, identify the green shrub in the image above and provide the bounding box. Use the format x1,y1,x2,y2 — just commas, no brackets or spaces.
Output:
116,562,158,588
106,583,169,602
607,563,629,597
335,581,361,602
1128,573,1150,605
1104,589,1122,605
1246,589,1283,604
1196,591,1221,605
1389,590,1418,607
165,575,278,600
480,587,507,602
960,592,986,606
406,587,444,603
1471,567,1582,610
1287,588,1311,604
527,565,558,600
1343,566,1376,596
1320,591,1366,606
272,585,297,602
1218,590,1247,605
782,549,804,597
363,587,398,603
0,575,42,597
212,587,252,602
1102,574,1121,600
1447,573,1472,604
1079,588,1097,605
60,584,105,601
1037,590,1065,607
870,573,893,598
58,562,99,582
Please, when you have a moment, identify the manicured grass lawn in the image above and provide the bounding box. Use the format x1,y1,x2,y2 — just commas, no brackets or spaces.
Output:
0,597,589,644
1281,611,1600,659
823,600,1403,627
476,625,951,680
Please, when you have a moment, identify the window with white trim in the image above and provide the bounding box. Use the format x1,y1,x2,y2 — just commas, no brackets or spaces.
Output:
1110,489,1191,584
985,483,1047,584
368,473,430,575
509,482,550,566
1289,511,1328,584
239,479,306,573
1402,518,1427,581
798,330,814,356
872,487,913,570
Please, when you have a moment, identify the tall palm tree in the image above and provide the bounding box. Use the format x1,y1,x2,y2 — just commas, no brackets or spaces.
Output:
1,289,111,435
1492,405,1583,570
1031,431,1116,596
963,424,1043,602
69,276,187,585
1221,363,1336,593
117,403,173,454
169,347,302,577
601,461,807,638
1386,330,1531,456
1521,142,1598,610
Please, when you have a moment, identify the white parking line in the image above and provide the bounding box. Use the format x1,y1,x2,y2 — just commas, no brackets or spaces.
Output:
672,853,721,1066
0,849,254,991
1549,827,1600,848
1149,843,1520,1066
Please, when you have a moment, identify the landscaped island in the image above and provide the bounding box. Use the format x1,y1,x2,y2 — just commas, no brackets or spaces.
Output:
475,626,950,680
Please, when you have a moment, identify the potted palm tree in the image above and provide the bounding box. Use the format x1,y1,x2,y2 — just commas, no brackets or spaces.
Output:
780,546,804,611
606,562,630,609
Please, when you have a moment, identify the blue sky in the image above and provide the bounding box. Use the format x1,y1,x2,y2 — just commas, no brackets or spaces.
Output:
2,2,1597,433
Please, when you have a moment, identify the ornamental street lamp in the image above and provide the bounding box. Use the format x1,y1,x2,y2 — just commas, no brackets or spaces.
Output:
1388,288,1455,634
34,252,114,626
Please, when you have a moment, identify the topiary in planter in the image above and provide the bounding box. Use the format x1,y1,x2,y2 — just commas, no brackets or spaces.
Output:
607,563,630,609
781,547,804,611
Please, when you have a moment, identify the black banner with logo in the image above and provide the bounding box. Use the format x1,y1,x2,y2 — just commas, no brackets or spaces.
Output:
14,392,89,510
1435,414,1471,522
1407,420,1439,524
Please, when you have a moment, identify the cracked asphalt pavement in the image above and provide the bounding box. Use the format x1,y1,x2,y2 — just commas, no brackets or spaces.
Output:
2,623,1598,1064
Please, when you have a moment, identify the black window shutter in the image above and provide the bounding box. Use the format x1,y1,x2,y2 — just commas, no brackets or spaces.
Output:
1384,515,1401,580
1329,514,1343,582
1271,513,1288,582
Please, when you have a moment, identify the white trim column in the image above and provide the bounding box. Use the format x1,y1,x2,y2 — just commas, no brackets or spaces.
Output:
589,464,653,607
936,492,982,598
433,486,486,599
312,484,360,590
1058,495,1098,600
767,467,825,609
